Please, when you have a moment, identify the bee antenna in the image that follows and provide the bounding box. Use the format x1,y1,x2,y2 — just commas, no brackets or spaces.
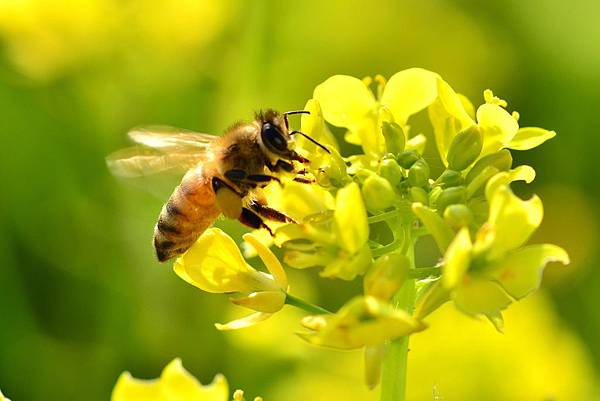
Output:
283,110,310,130
289,130,331,154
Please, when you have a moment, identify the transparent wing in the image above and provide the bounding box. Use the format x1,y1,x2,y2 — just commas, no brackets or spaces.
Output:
106,146,209,177
128,125,218,150
107,126,218,178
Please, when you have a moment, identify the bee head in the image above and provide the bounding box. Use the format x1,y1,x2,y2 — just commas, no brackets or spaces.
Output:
257,109,293,156
257,109,329,163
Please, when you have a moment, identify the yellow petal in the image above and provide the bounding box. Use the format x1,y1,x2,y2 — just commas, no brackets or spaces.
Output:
297,296,425,350
334,182,369,254
506,127,556,150
489,244,570,299
380,68,440,125
300,98,339,152
161,359,229,401
412,203,454,253
452,278,513,315
231,291,286,313
313,75,377,128
476,103,519,154
173,228,276,294
364,345,385,389
486,186,543,258
443,228,473,289
215,312,273,331
111,372,163,401
485,165,536,200
243,232,287,289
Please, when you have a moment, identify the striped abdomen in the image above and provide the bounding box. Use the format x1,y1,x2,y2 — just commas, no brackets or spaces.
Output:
153,166,221,262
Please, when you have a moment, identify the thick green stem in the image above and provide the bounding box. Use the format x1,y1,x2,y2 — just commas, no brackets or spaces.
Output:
285,293,332,315
380,229,416,401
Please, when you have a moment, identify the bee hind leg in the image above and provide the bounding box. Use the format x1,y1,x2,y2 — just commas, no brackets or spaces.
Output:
249,200,297,224
239,207,274,236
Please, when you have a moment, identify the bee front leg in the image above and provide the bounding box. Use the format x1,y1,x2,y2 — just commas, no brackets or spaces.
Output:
239,207,274,235
249,200,296,224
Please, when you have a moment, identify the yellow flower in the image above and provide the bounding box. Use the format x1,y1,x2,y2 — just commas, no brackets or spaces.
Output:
111,358,228,401
298,296,424,350
430,85,557,167
0,390,10,401
416,177,569,326
173,228,288,330
313,69,439,156
280,182,372,280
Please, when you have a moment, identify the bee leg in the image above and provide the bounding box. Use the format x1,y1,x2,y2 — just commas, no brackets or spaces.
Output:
294,176,316,184
245,174,281,184
268,160,295,173
224,169,247,183
249,200,297,224
239,207,274,235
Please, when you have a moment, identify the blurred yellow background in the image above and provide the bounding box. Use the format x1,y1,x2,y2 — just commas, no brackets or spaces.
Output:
0,1,599,400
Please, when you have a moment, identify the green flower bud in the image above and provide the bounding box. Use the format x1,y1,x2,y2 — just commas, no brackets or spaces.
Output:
436,169,463,188
408,159,430,187
428,185,443,205
397,150,420,169
436,186,466,213
364,253,409,300
381,121,406,155
447,125,483,171
410,187,429,205
465,149,513,184
362,175,395,211
379,158,403,186
443,204,473,229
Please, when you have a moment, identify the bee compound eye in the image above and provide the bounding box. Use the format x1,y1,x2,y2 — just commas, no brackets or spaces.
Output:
262,123,287,152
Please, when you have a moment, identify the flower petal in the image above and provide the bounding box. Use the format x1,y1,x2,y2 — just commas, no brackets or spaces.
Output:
243,232,287,289
215,312,273,331
173,228,275,294
486,186,543,258
506,127,556,150
380,68,439,125
452,278,513,315
443,228,473,289
161,359,229,401
231,291,286,313
485,166,536,201
111,372,162,401
334,182,369,254
313,75,377,128
476,103,519,154
489,244,570,299
300,98,339,152
412,203,454,253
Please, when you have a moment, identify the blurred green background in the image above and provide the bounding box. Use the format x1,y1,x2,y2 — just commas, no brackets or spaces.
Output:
1,1,599,400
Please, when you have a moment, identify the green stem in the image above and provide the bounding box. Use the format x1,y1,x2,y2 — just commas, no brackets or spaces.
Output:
285,293,332,315
409,266,441,279
368,210,399,224
380,229,416,401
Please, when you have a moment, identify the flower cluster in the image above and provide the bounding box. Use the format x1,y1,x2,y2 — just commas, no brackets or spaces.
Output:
168,68,568,389
111,359,262,401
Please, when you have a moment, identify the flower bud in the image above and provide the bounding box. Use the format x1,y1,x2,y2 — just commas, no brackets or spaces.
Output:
443,204,473,229
436,186,466,213
447,125,483,171
381,121,406,155
428,185,442,205
379,158,403,186
362,174,395,211
465,149,513,183
408,159,430,187
410,186,429,205
363,253,409,300
436,169,463,188
397,149,420,169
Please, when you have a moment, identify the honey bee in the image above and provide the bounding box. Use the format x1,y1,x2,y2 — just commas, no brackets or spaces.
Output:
107,109,329,262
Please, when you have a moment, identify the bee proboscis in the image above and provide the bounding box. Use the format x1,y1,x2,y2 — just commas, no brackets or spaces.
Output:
107,109,329,262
